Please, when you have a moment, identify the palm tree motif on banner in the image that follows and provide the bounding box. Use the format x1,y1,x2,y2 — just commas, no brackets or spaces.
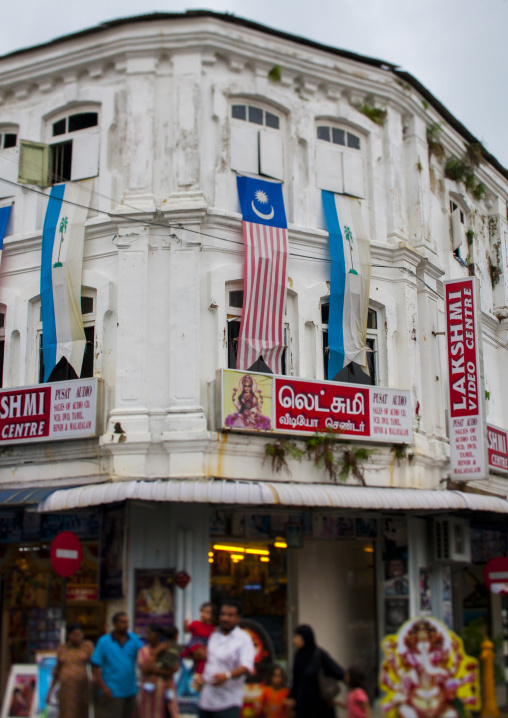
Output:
344,224,358,275
54,216,68,268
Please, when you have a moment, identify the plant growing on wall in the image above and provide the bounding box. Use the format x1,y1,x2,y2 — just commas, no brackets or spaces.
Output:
444,143,488,202
264,438,304,475
426,122,444,160
264,430,375,483
357,95,387,126
268,65,282,83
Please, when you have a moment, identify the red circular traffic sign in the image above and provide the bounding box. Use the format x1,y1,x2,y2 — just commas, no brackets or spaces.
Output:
484,557,508,594
50,531,83,578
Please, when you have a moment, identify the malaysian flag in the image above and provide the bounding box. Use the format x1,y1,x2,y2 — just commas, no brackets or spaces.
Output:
236,176,288,374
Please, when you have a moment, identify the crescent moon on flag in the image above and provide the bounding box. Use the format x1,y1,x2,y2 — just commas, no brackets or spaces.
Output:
251,201,275,220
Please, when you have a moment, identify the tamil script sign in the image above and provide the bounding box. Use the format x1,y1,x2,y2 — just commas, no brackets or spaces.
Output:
218,369,412,443
0,378,99,445
488,424,508,476
444,277,488,479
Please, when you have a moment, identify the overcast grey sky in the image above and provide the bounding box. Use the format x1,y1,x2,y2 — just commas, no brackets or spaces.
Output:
2,0,507,168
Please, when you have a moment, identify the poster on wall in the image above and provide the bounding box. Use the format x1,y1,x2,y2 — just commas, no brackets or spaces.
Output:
99,504,125,600
134,569,175,637
1,664,38,718
218,369,412,444
380,616,480,717
418,568,432,615
444,277,488,480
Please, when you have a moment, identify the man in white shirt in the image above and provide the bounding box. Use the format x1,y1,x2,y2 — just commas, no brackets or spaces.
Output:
197,599,255,718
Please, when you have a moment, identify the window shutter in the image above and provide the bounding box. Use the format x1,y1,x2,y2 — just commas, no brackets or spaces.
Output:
71,130,100,181
230,124,259,175
259,129,284,180
451,208,466,251
342,151,365,199
316,144,344,193
0,148,19,195
18,140,50,186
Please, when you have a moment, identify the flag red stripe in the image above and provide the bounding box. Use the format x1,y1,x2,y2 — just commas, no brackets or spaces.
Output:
237,221,288,373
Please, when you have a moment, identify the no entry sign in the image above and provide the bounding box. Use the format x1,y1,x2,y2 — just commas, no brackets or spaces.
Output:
484,557,508,594
50,531,83,578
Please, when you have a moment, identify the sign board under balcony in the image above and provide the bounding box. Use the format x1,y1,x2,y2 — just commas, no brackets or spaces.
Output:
217,369,412,444
0,378,98,445
488,424,508,476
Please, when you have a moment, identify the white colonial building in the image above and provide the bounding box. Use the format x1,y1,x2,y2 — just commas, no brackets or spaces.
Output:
0,11,507,706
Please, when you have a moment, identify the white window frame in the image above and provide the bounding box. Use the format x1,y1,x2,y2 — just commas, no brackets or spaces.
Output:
18,106,100,187
0,125,20,192
230,101,284,181
34,288,96,383
0,126,18,150
320,302,379,385
450,198,470,266
315,122,366,198
225,280,291,375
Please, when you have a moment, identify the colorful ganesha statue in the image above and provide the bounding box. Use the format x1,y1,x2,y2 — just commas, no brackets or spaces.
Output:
380,617,480,718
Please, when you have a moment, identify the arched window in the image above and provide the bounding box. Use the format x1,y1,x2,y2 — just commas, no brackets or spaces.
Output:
19,107,100,186
0,125,17,150
449,198,469,266
315,122,365,198
225,281,290,375
230,101,284,181
321,303,378,385
36,289,96,383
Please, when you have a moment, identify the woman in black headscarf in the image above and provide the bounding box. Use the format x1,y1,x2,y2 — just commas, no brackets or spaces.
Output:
288,624,344,718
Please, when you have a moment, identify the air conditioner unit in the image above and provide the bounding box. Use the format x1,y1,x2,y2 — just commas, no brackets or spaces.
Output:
434,518,471,563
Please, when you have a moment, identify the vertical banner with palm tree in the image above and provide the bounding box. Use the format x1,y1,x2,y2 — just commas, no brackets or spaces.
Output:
41,181,93,381
321,191,371,381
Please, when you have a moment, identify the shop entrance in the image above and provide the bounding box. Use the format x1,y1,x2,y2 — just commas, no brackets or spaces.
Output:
210,537,288,662
296,538,377,695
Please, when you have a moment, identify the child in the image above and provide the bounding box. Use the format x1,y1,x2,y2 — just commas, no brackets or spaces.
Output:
343,666,371,718
258,665,290,718
182,602,215,675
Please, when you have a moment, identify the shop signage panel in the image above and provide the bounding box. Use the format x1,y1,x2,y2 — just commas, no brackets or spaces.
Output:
218,369,412,444
444,277,488,480
0,378,98,445
487,424,508,475
67,584,98,601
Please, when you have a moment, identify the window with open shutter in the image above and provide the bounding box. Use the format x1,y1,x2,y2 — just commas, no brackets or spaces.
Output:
18,140,50,186
18,109,100,187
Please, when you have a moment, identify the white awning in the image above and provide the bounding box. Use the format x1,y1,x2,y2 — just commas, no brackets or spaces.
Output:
37,479,508,514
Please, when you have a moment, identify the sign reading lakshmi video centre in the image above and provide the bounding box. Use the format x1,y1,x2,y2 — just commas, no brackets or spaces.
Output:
0,378,98,445
218,369,412,443
445,277,488,480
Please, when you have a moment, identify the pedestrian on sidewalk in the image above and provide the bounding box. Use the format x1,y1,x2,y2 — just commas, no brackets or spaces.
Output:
287,624,344,718
46,622,94,718
91,611,143,718
196,598,255,718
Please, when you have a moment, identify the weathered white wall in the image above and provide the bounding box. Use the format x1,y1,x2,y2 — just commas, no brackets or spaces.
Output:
0,14,506,490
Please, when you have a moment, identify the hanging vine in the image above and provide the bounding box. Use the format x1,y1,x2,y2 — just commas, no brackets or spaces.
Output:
264,430,376,484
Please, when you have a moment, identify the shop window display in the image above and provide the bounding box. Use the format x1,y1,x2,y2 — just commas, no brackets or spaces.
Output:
0,507,104,687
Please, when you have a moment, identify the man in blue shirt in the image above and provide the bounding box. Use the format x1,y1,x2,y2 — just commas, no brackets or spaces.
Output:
92,611,143,718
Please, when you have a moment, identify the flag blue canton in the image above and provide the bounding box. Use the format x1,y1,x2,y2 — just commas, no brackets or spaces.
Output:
236,176,287,228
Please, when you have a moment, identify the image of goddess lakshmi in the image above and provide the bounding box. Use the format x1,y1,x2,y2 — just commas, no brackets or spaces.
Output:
224,374,271,430
380,617,480,718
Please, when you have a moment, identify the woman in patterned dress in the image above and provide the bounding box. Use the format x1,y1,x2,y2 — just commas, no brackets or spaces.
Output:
47,622,94,718
138,624,180,718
